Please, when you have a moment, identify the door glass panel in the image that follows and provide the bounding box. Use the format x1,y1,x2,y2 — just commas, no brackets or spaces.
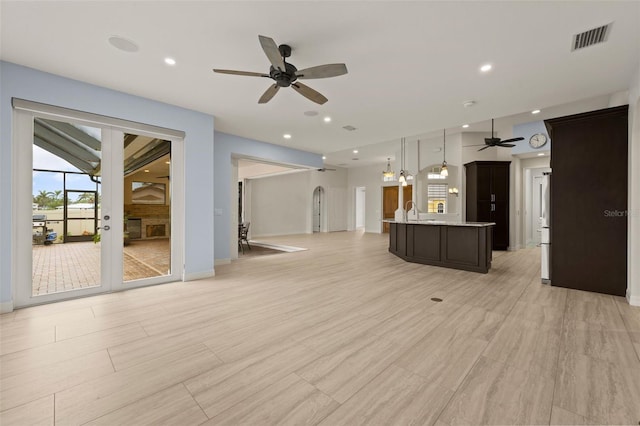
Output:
123,133,171,282
32,119,102,296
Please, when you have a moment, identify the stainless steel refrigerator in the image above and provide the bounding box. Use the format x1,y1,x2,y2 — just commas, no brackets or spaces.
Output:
540,172,551,283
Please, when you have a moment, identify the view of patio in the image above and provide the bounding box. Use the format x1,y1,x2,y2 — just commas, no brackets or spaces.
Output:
32,239,170,296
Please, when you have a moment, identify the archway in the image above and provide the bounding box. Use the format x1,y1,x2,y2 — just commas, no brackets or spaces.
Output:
312,186,325,233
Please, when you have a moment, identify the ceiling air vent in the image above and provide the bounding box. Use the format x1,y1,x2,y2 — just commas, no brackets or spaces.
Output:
342,125,357,131
571,23,611,51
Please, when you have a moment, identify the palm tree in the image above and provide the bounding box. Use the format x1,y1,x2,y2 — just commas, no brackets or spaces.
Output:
33,190,53,208
50,190,64,209
75,192,95,204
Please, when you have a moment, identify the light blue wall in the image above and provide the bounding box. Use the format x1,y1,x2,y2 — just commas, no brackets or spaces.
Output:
214,131,322,260
511,120,552,155
0,61,215,305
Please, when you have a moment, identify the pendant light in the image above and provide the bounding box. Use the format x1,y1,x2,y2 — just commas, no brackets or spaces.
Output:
398,137,408,186
440,129,449,177
382,157,395,181
405,141,414,182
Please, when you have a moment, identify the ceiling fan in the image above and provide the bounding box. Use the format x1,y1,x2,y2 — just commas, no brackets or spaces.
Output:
213,35,348,105
476,119,524,151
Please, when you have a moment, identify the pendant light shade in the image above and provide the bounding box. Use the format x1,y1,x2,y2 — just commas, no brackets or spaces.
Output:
382,157,395,181
398,170,406,184
441,129,449,177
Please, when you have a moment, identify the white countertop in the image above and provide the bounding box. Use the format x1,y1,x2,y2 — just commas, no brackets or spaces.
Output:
383,220,495,227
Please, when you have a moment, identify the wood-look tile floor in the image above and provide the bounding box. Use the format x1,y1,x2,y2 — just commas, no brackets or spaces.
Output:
2,231,639,425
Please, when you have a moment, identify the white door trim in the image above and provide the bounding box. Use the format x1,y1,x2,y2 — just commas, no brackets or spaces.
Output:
12,103,185,307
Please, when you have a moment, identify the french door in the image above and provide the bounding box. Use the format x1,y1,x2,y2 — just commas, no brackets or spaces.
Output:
13,102,184,307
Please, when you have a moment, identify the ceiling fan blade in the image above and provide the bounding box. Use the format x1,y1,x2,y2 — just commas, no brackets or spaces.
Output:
213,69,269,77
497,143,516,148
291,82,328,105
296,63,348,79
499,137,525,144
477,145,492,151
258,35,286,71
258,84,280,104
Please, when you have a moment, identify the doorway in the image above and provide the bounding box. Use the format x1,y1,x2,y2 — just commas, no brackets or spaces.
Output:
313,186,325,233
525,167,551,247
382,185,412,233
14,103,184,307
355,187,366,229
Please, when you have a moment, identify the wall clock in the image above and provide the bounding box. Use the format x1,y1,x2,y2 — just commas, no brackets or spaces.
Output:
529,133,548,149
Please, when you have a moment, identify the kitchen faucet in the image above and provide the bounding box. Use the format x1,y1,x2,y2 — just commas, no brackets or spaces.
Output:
405,200,417,221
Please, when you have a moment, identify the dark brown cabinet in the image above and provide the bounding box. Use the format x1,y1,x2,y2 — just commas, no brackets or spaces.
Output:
544,105,628,297
465,161,510,250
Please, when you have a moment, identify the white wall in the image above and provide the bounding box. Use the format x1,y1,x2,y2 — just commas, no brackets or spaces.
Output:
249,173,310,237
247,168,348,238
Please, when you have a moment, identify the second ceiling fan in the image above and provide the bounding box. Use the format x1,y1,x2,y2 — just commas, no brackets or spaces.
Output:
213,35,348,105
477,119,524,151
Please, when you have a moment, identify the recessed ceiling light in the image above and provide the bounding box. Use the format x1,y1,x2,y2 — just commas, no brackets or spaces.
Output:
144,169,150,173
532,109,541,114
480,64,492,72
283,134,292,139
353,149,358,154
322,155,326,160
462,124,470,128
537,153,545,156
324,116,331,123
108,35,139,53
164,57,176,66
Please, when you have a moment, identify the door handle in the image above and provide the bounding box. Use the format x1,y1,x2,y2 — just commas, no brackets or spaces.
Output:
98,225,110,231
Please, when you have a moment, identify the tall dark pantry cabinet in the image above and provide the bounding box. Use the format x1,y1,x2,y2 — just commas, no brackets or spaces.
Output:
545,106,628,297
465,161,510,250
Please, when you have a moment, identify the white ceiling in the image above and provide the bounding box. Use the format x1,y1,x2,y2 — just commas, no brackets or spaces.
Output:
1,1,638,166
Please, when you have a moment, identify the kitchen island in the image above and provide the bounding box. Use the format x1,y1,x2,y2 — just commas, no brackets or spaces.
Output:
387,220,495,273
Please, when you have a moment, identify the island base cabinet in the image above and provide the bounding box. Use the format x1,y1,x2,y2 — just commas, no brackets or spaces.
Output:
389,223,493,273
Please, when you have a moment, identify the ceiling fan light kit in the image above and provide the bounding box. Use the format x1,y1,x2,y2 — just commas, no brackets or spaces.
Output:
213,35,348,105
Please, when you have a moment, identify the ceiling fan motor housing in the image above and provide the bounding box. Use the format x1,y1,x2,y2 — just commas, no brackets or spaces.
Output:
270,62,298,87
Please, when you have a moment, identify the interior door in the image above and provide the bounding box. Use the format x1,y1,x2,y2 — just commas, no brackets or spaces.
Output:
313,186,323,232
382,185,412,233
382,186,398,233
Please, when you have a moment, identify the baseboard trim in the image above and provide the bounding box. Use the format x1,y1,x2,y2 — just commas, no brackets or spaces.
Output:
183,269,215,281
626,290,640,306
0,300,14,314
214,258,231,266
